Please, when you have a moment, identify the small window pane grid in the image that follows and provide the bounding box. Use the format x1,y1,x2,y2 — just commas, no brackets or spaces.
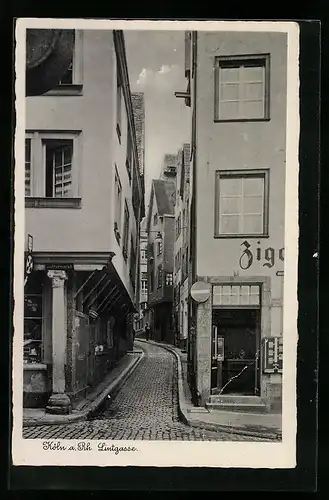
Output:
51,142,73,198
165,273,173,286
24,293,43,363
215,56,268,121
213,284,261,307
216,172,267,236
141,279,148,292
25,138,31,196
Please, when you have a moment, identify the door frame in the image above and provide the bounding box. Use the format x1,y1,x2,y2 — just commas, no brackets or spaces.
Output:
206,276,271,398
211,307,261,395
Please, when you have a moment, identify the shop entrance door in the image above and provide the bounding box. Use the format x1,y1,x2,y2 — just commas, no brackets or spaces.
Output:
211,309,260,395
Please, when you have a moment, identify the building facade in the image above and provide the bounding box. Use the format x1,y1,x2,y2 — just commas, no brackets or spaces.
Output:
173,144,191,350
146,168,176,344
23,30,144,413
134,219,148,335
177,31,287,413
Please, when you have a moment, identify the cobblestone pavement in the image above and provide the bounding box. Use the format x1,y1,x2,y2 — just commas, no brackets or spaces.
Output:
23,342,267,441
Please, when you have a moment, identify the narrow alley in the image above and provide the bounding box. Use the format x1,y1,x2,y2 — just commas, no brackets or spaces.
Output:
23,342,267,442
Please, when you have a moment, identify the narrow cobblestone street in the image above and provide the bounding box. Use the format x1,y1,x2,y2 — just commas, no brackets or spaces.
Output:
23,342,267,441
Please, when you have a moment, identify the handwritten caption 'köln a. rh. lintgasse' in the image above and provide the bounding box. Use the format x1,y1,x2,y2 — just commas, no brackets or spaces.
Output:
42,440,138,454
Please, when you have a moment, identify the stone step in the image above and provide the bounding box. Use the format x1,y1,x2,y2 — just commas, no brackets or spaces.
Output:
206,402,268,414
209,395,264,405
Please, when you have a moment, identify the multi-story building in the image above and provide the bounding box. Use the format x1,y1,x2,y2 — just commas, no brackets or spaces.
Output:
173,144,191,350
146,157,176,344
134,218,148,335
176,30,287,413
23,29,144,414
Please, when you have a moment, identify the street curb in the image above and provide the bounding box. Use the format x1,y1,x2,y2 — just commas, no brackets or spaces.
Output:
23,349,144,427
138,339,282,441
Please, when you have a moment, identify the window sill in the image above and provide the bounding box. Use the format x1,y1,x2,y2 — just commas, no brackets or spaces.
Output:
214,117,270,123
25,197,82,209
214,233,269,239
44,84,83,96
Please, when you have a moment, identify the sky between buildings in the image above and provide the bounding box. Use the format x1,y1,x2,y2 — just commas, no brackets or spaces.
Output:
124,30,191,209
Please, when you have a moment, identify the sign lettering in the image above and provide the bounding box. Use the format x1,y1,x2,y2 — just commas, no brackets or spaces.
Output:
240,241,284,270
46,263,74,271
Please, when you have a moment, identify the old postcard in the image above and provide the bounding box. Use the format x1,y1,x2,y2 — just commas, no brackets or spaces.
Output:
13,18,299,468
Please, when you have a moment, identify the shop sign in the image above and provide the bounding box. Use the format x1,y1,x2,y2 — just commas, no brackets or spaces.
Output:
239,240,284,270
262,337,283,373
46,263,74,271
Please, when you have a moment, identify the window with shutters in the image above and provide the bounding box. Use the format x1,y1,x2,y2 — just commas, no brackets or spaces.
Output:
25,132,81,208
214,54,270,122
214,170,269,237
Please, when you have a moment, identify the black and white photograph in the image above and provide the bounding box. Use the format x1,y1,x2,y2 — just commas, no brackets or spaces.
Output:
12,19,299,468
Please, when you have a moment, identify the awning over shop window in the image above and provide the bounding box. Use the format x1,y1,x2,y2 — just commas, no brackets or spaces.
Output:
75,257,136,319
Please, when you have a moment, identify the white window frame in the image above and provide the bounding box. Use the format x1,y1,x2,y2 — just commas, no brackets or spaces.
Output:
214,54,270,122
46,30,83,95
214,169,269,238
141,278,148,293
25,131,81,208
213,284,261,308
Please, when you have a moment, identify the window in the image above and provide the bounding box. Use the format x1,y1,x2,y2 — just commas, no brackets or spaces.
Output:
214,55,270,121
141,272,148,292
213,284,261,307
165,272,173,286
153,213,158,226
157,266,163,288
25,132,81,208
25,138,32,196
215,170,269,237
46,30,83,95
126,129,132,180
122,201,130,259
45,139,73,198
157,239,163,256
141,248,147,261
116,66,122,142
24,272,44,364
114,167,122,242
